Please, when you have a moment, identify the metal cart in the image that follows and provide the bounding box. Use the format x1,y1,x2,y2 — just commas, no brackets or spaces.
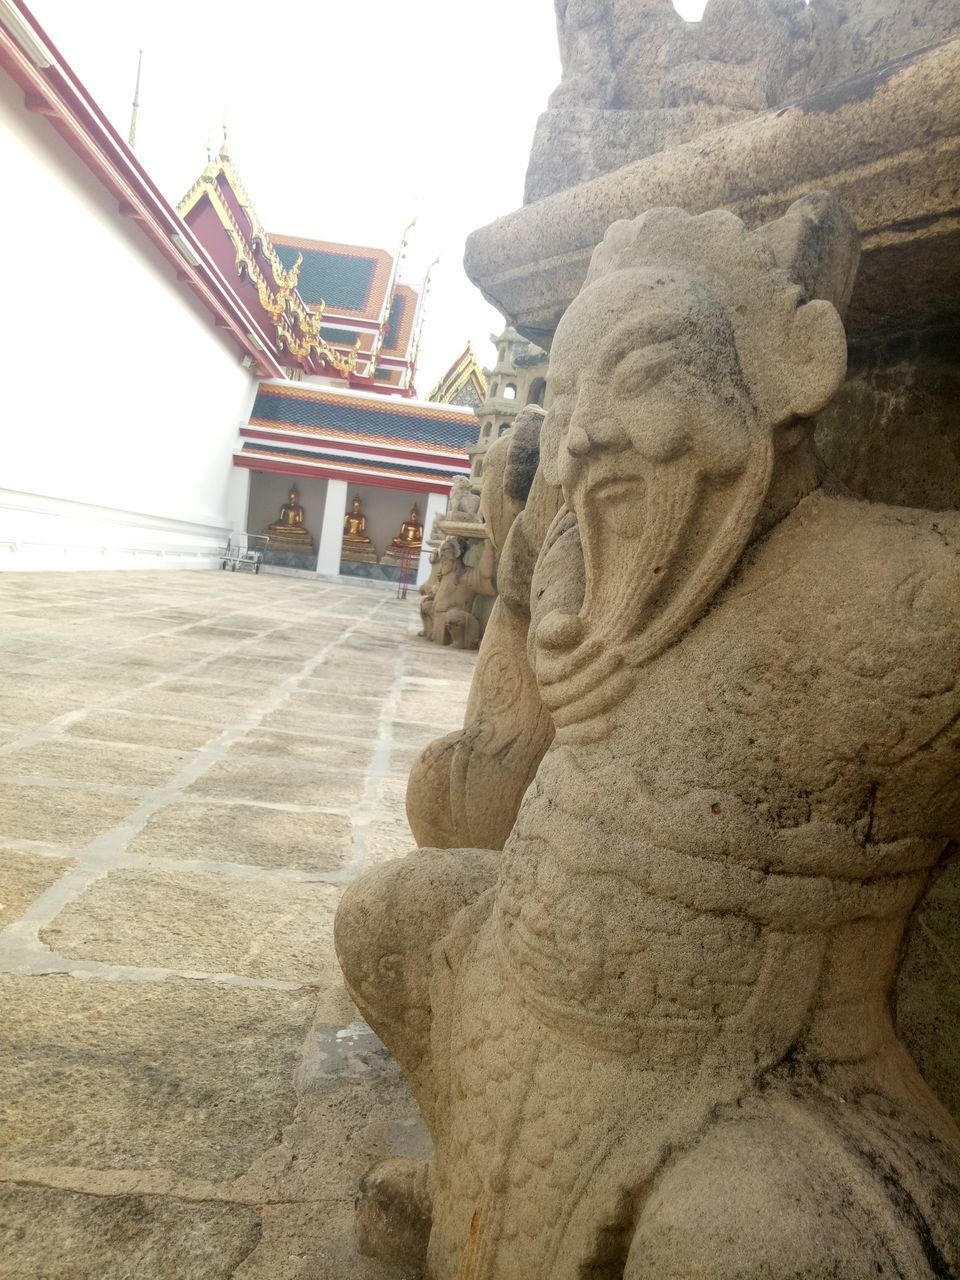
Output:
220,534,268,573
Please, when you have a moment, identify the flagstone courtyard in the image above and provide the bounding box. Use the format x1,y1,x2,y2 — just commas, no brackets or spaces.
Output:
0,570,476,1280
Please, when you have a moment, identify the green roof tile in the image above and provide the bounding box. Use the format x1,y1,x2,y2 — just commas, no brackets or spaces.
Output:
276,246,376,311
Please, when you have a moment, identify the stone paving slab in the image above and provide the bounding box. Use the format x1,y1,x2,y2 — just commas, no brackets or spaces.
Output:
0,1184,262,1280
116,687,263,724
129,802,354,871
262,707,382,741
0,974,315,1178
0,570,477,1278
66,710,222,750
0,781,139,845
0,739,187,789
41,868,342,986
187,760,365,808
0,849,74,929
227,730,375,769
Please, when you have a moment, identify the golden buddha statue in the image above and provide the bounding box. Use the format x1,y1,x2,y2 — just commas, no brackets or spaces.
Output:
341,495,378,564
263,486,314,552
381,503,425,570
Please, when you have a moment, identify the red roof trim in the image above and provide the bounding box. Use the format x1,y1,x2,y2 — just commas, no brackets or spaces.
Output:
234,451,457,495
256,380,476,425
240,425,467,466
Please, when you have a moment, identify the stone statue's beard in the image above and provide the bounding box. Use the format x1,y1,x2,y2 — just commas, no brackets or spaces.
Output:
536,437,775,735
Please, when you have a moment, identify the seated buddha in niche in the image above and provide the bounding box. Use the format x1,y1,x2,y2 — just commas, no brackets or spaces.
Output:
392,504,423,549
382,505,424,567
264,486,313,550
341,495,377,564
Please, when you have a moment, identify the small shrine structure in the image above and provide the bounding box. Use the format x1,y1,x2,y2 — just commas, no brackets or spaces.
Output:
428,343,487,410
467,327,547,489
237,381,475,580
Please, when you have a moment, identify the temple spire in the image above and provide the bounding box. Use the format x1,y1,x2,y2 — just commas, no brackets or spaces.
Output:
219,108,230,160
368,217,416,377
408,256,440,392
127,49,143,150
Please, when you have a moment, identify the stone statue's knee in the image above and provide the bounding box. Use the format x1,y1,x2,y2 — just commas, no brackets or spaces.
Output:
625,1111,917,1279
406,731,460,848
335,848,497,1001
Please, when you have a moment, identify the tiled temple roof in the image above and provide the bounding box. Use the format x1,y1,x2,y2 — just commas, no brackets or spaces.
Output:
381,284,418,358
429,342,487,407
270,235,393,320
249,383,477,451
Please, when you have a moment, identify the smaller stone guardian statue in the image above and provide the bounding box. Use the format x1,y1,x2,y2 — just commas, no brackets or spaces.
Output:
445,475,482,524
418,536,495,650
407,406,558,850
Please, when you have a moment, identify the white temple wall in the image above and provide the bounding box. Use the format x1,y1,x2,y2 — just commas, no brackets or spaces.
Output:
418,490,449,586
0,73,256,572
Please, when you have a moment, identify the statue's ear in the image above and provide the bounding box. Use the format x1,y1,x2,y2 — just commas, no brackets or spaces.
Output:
756,192,859,422
783,298,848,420
759,191,860,318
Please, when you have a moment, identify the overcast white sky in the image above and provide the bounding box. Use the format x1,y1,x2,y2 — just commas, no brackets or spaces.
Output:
29,0,704,393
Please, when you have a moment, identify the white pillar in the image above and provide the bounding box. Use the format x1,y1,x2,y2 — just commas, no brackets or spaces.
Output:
227,465,251,533
316,478,348,577
418,489,448,585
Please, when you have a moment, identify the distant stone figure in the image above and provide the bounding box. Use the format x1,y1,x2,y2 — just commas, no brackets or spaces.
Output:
337,193,960,1277
444,475,482,523
418,535,495,649
407,406,558,850
264,485,313,551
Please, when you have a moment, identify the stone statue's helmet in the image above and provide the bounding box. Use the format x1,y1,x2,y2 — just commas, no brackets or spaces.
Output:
536,193,860,732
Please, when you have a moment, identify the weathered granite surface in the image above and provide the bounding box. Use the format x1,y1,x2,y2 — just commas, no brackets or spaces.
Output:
0,570,476,1278
339,195,960,1276
468,36,960,347
529,0,960,200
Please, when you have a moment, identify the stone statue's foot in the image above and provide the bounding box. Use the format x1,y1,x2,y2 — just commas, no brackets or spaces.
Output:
356,1157,432,1269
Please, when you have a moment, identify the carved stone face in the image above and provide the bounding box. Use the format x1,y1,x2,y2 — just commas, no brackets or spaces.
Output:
545,268,755,521
532,201,854,735
437,536,461,577
537,267,772,721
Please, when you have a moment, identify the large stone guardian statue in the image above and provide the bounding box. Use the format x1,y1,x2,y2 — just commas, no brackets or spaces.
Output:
335,193,960,1278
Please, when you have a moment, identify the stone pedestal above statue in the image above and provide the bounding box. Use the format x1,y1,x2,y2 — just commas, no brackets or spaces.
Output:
340,495,378,565
466,36,960,350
